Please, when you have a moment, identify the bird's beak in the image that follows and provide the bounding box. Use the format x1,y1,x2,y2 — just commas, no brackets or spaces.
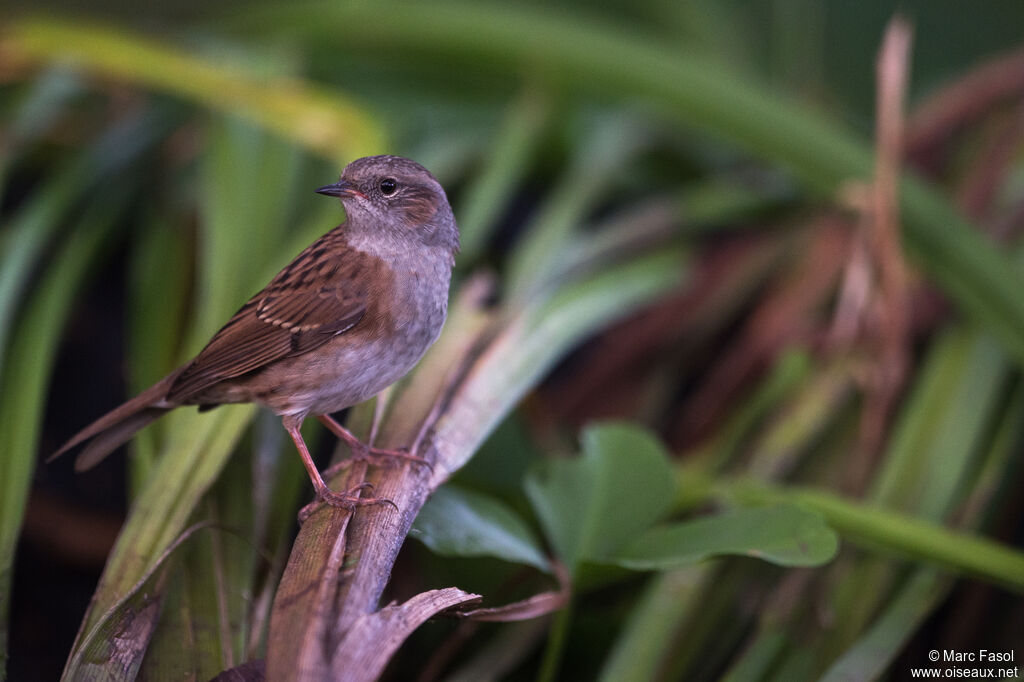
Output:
315,179,363,199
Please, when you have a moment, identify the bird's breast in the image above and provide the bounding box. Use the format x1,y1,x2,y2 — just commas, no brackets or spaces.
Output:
260,247,453,417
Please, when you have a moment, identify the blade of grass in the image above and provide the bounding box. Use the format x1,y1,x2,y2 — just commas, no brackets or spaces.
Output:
142,520,231,679
817,372,1024,680
66,406,255,676
506,112,649,299
435,246,688,479
443,619,548,682
0,194,126,674
3,17,385,163
240,0,1024,363
245,410,306,660
63,521,230,681
660,562,765,680
746,356,855,480
597,567,714,682
691,348,813,475
673,356,854,677
674,176,795,236
456,86,550,263
871,328,1009,519
136,558,198,681
734,322,1016,677
0,65,83,203
817,326,1012,664
126,211,192,494
0,168,81,384
721,629,788,682
68,119,312,667
771,326,1014,675
820,569,948,682
193,117,303,343
139,457,261,680
0,113,166,388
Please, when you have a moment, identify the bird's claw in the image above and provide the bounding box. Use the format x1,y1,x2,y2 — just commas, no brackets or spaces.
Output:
320,444,433,479
362,445,432,472
297,482,398,523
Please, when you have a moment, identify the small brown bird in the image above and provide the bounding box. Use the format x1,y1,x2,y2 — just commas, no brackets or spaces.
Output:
52,155,459,508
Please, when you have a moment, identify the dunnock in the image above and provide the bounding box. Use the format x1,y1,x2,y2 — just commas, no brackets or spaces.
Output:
52,155,459,508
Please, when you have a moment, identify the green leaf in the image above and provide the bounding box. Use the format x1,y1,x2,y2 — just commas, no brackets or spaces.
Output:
193,116,303,346
5,18,384,162
597,567,713,682
68,119,307,662
524,422,676,570
871,328,1009,520
0,197,124,675
0,113,164,388
410,485,550,572
0,66,83,202
819,569,949,682
456,87,550,263
612,506,839,569
507,113,649,298
63,522,221,681
431,247,687,478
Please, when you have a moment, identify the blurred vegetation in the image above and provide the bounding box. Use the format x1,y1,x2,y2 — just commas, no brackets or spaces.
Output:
2,1,1024,680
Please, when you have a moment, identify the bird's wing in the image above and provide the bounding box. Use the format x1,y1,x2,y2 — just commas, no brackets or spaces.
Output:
167,229,382,402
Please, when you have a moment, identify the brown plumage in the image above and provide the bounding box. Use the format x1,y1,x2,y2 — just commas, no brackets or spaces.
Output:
167,228,374,401
51,155,460,509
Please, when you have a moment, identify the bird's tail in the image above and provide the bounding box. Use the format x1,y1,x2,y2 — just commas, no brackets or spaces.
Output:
48,375,177,472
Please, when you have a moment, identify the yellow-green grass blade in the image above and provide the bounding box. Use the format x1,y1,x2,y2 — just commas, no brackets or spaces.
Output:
2,17,385,164
456,87,551,264
0,196,126,675
818,349,1024,680
0,114,165,388
66,120,318,671
506,113,649,299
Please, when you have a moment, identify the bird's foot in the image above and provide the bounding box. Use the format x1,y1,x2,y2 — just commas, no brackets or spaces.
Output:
316,414,434,474
298,482,397,523
321,443,432,480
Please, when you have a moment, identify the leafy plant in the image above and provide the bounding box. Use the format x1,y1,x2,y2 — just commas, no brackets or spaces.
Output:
3,2,1024,680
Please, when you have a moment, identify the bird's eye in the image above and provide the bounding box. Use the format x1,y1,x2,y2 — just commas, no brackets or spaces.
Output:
379,177,398,196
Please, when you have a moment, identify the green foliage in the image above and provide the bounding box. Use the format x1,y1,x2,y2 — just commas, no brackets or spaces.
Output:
418,423,838,577
525,423,677,571
241,0,1024,363
411,485,551,573
614,506,838,570
6,19,384,162
2,2,1023,679
0,197,127,676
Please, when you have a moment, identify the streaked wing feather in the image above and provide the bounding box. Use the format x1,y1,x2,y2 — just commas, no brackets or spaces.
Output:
167,229,369,402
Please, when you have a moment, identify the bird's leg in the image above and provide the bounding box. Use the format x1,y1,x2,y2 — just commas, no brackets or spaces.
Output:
316,414,432,476
283,417,395,519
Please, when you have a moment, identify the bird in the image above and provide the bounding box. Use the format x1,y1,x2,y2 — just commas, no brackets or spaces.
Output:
51,155,460,510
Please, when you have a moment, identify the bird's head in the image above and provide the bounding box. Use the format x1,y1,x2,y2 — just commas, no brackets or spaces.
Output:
317,155,459,255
